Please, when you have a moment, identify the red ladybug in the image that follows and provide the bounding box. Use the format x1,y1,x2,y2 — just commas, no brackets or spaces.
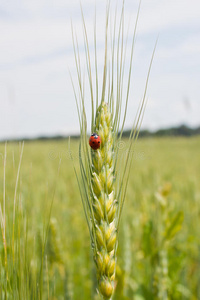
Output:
89,133,101,150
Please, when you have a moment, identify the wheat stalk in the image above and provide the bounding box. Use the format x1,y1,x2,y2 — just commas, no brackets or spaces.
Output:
71,1,156,298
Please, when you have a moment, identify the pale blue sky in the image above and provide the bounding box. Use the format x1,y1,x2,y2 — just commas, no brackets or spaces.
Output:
0,0,200,140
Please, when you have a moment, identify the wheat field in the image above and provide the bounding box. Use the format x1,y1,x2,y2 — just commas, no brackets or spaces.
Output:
0,136,199,299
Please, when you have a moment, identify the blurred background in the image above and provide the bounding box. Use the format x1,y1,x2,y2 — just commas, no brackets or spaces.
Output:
0,0,200,140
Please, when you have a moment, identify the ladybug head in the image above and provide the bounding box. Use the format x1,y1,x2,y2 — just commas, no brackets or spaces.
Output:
91,133,98,139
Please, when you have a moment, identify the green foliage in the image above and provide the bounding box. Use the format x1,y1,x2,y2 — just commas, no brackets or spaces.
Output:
0,137,200,299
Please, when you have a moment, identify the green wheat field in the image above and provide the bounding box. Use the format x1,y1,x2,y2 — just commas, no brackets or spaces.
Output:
0,136,200,299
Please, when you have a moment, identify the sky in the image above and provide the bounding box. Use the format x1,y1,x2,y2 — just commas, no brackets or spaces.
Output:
0,0,200,140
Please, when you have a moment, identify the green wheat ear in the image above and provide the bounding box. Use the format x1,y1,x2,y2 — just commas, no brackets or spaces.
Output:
92,102,116,298
70,2,156,299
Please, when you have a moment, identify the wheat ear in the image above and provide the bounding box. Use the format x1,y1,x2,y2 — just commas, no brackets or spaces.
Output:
91,102,116,298
70,2,156,299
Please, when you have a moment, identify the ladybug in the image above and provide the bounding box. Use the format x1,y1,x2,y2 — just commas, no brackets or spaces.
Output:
89,133,101,150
